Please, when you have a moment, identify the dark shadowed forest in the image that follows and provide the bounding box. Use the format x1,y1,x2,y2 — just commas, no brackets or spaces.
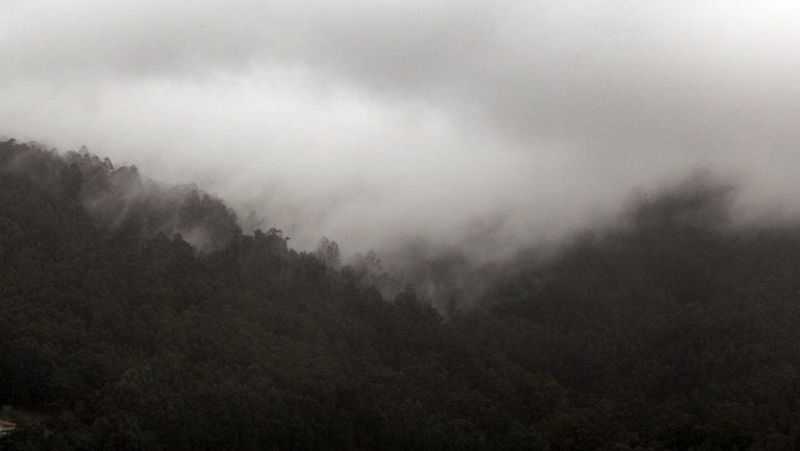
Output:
3,139,800,450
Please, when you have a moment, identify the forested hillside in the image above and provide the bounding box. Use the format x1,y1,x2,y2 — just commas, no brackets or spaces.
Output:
2,139,800,450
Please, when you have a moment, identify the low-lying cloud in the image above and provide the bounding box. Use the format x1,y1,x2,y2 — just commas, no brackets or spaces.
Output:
3,0,800,258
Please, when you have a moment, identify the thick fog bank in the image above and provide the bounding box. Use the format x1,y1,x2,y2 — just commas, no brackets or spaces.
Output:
3,1,800,259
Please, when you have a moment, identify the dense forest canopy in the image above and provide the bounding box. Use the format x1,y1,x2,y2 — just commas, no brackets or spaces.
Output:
3,139,800,450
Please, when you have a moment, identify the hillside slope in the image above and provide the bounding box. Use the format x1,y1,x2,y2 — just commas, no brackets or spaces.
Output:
2,140,800,450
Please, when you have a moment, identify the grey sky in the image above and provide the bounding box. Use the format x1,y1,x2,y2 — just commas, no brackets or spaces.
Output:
3,1,800,256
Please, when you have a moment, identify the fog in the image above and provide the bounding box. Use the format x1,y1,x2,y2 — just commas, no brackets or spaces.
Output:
3,0,800,258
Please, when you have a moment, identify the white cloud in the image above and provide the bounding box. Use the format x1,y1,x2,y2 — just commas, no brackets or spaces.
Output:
3,1,800,256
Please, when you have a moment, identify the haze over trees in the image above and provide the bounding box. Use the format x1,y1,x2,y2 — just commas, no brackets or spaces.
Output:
3,139,800,450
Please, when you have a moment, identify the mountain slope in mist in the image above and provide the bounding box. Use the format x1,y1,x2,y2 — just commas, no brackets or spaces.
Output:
3,140,800,450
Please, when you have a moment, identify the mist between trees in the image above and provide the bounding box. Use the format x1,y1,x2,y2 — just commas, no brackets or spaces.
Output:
3,139,800,449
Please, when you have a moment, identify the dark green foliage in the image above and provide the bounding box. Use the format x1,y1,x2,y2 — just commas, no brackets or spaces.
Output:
0,141,560,450
3,140,800,450
477,178,800,449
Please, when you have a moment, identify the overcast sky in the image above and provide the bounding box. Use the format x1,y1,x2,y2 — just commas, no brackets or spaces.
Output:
3,1,800,256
